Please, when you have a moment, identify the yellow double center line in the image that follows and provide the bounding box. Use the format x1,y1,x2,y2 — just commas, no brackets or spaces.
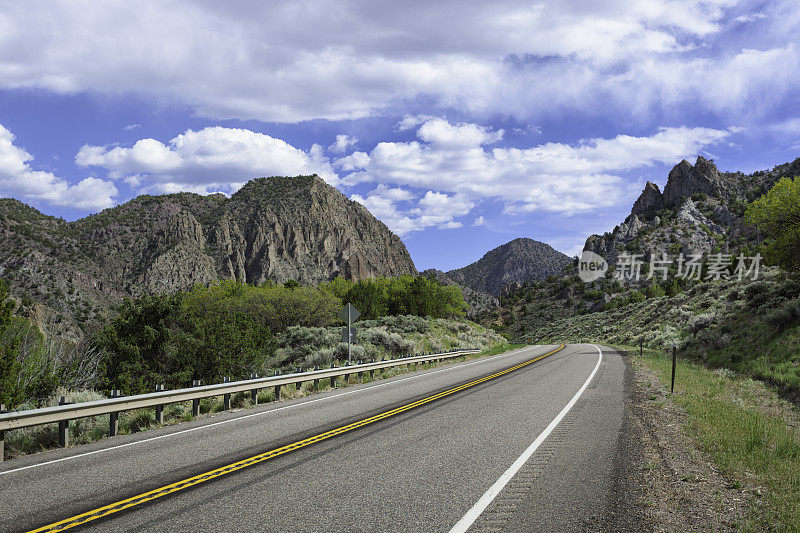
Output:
30,344,565,532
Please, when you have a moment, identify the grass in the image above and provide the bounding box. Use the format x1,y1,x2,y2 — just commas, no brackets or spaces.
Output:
632,345,800,531
3,342,523,460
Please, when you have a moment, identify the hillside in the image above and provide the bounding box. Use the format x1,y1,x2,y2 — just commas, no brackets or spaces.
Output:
488,155,800,338
0,175,417,339
445,238,572,296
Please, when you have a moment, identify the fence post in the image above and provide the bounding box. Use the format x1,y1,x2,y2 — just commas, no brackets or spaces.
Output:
639,338,643,357
249,373,258,405
295,380,302,391
192,380,202,417
109,390,121,437
58,396,70,447
274,385,281,401
155,384,165,424
671,345,677,394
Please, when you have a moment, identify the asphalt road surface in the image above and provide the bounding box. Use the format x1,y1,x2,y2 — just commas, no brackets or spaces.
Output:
1,344,641,532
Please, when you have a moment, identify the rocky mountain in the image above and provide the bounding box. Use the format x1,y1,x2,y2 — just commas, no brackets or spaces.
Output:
445,238,572,296
584,155,793,265
0,175,416,339
487,155,800,340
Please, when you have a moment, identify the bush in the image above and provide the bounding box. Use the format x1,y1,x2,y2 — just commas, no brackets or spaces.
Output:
766,299,800,330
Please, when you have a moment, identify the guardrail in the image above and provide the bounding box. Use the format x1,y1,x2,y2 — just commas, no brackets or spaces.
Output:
0,348,480,460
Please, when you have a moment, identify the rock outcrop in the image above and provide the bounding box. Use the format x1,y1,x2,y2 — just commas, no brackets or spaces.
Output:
630,181,664,218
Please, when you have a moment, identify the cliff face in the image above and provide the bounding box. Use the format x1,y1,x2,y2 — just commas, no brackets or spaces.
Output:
0,175,416,339
445,238,572,296
584,155,798,266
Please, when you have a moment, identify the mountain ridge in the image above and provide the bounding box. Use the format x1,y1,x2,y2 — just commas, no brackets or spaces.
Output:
0,175,417,339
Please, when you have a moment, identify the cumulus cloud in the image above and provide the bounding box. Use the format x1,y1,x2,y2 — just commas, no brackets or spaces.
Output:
328,134,358,154
342,118,732,216
76,126,339,194
351,185,472,236
0,124,116,210
0,1,793,124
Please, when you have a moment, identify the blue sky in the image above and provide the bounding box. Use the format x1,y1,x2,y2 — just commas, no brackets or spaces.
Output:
1,1,799,271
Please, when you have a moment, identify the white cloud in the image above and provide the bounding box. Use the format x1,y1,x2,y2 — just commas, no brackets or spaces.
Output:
0,124,116,210
395,115,437,131
734,12,766,23
472,215,486,226
417,119,503,148
76,126,339,194
343,118,732,217
124,123,141,131
350,186,472,236
328,134,358,154
0,1,791,124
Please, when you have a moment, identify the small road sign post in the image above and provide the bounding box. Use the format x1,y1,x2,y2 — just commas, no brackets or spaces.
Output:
339,303,361,365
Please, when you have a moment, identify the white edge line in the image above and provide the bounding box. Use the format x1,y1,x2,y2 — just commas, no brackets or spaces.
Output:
449,344,604,533
1,345,547,476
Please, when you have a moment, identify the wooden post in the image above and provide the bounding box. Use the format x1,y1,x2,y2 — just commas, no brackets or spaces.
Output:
671,345,677,394
58,396,70,447
0,403,5,462
249,373,258,405
223,377,231,410
155,384,165,424
274,385,281,401
192,380,202,417
109,390,121,437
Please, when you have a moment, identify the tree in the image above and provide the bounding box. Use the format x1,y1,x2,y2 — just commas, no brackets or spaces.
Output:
646,284,665,299
745,176,800,273
0,279,23,407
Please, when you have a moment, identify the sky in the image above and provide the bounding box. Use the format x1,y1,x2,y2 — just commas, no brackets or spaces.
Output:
0,1,799,271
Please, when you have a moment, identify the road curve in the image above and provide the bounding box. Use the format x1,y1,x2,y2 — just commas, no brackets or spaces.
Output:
1,344,637,532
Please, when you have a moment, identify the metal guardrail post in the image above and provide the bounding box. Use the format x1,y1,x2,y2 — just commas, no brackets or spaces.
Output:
109,390,121,437
313,367,320,389
223,377,232,410
249,374,258,404
274,385,281,401
155,385,165,424
192,380,202,417
58,396,72,447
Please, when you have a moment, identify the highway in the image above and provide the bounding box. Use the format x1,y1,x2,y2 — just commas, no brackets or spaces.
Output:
0,344,639,532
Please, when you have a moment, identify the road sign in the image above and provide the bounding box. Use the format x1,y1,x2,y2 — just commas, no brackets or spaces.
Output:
339,303,361,323
341,326,357,343
339,304,361,365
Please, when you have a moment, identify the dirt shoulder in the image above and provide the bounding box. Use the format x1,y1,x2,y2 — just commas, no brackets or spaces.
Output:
625,353,753,531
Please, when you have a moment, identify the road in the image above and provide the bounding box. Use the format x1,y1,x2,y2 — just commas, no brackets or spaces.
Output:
0,344,641,532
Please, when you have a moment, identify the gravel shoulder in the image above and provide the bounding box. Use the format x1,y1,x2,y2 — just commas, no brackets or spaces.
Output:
629,355,753,531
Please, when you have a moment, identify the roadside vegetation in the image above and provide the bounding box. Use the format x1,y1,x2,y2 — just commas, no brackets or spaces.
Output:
530,271,800,404
632,345,800,531
0,274,473,407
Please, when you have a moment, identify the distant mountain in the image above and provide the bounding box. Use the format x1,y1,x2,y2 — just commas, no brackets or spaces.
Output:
0,175,417,339
445,238,572,296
